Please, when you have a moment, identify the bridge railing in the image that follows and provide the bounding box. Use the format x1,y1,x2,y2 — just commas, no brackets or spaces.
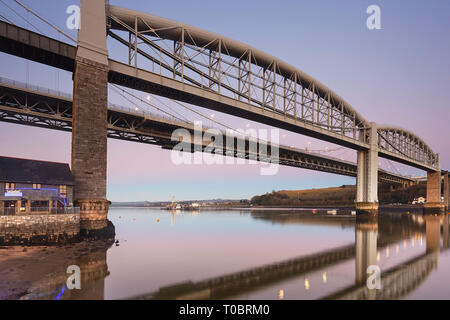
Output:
0,76,72,99
0,76,195,125
107,102,192,125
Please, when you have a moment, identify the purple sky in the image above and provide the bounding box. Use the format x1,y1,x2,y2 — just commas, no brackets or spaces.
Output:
0,0,449,201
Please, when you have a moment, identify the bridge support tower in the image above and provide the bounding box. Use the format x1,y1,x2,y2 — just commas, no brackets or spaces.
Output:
444,171,449,211
355,122,379,215
423,157,445,214
72,0,109,231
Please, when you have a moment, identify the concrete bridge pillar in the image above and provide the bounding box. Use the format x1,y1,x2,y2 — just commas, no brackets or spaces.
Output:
423,156,445,214
356,122,379,214
72,0,109,231
443,214,449,249
444,171,449,210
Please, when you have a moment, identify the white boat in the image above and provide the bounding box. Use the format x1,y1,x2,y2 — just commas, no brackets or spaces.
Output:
327,209,337,215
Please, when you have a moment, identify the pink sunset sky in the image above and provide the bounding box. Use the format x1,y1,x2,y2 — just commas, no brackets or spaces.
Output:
0,0,449,202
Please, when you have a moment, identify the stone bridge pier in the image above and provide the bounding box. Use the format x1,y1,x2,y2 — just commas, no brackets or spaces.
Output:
444,171,449,211
423,158,446,214
355,123,379,215
72,0,109,231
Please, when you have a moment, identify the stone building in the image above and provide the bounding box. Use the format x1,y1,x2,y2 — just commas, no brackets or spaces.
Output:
0,156,74,215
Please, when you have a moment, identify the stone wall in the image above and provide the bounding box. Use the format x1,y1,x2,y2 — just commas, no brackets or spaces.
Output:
0,213,80,245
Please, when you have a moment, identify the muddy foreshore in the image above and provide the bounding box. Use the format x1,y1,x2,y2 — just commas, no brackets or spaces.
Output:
0,221,115,300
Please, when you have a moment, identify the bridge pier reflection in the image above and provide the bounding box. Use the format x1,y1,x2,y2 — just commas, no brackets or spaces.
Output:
425,214,441,254
20,244,110,300
324,212,442,300
355,216,378,299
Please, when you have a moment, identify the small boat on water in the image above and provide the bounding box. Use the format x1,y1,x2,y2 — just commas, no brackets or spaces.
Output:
327,209,337,215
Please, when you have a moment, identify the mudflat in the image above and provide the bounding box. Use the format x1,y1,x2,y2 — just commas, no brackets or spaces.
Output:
0,240,111,300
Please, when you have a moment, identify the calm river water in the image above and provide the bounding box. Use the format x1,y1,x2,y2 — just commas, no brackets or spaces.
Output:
24,208,450,300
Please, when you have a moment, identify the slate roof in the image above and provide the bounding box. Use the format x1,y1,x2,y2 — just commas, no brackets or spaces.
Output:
0,156,74,185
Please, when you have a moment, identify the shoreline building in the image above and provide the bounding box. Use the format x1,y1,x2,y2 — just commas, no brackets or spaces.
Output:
0,156,74,215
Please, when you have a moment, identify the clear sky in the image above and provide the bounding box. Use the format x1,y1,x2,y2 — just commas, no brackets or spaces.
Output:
0,0,449,202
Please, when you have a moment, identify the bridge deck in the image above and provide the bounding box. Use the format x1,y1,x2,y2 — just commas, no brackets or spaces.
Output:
0,20,438,172
0,79,412,184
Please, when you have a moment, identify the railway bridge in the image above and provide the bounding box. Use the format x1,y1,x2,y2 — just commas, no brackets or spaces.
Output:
0,0,448,230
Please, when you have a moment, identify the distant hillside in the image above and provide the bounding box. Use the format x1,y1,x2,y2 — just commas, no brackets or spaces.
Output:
250,182,427,207
110,199,249,207
110,201,165,207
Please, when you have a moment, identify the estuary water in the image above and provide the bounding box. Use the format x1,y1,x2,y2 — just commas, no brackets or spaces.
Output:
21,208,450,300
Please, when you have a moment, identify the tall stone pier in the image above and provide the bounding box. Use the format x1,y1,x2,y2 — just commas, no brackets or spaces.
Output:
444,171,449,210
423,156,445,214
72,0,109,231
355,122,379,215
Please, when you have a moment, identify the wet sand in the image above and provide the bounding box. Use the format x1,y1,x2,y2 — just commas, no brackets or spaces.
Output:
0,240,112,300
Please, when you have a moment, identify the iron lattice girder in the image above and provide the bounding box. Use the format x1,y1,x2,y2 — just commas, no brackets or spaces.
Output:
105,8,438,170
0,19,439,171
377,127,438,170
0,81,410,185
107,9,364,139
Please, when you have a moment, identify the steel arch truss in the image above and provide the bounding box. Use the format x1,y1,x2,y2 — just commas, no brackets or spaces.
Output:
107,9,367,142
106,8,439,171
377,127,438,169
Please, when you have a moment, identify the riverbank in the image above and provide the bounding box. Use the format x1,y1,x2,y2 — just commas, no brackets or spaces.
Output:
0,238,114,300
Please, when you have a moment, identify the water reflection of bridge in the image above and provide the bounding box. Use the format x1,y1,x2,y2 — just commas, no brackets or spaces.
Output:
324,214,446,300
19,212,449,300
323,251,439,300
133,244,356,300
130,212,447,300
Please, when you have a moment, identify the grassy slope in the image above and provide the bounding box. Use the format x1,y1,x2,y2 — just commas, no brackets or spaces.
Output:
251,182,427,206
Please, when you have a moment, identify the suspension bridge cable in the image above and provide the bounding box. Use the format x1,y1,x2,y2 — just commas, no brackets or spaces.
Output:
141,94,191,123
0,0,43,33
13,0,76,43
166,97,239,133
0,12,14,24
308,147,345,153
162,96,281,146
110,85,189,124
115,86,277,147
386,159,406,176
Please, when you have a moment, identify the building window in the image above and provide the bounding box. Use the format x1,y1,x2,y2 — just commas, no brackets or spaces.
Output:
59,185,67,196
5,182,15,190
32,183,41,189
